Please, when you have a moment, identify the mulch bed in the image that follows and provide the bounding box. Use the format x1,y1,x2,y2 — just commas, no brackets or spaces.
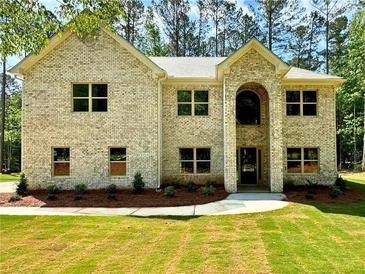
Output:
0,186,228,208
285,185,365,203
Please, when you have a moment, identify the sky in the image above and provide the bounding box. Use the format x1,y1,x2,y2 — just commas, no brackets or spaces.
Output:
6,0,355,71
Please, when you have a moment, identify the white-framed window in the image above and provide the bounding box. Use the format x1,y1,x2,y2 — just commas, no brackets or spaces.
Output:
286,90,317,116
109,147,127,176
179,148,211,174
177,90,209,116
53,147,70,176
287,147,319,173
73,83,108,112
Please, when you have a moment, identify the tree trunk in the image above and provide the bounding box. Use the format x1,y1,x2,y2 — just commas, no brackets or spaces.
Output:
353,101,356,165
0,58,6,173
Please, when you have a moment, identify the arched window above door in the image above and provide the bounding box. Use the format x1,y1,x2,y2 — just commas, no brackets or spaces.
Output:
236,90,260,125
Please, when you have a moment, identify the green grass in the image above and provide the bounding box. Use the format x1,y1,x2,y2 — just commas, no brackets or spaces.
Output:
1,180,364,274
0,173,20,182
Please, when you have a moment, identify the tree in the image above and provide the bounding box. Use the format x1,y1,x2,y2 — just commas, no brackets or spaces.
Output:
0,0,59,172
58,0,124,41
153,0,192,56
311,0,355,74
202,0,227,56
139,7,168,56
288,25,309,67
115,0,144,45
255,0,301,53
305,11,325,71
194,0,209,56
333,10,364,169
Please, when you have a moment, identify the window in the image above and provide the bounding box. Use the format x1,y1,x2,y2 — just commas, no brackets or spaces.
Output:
286,90,317,116
73,83,108,112
177,90,208,116
53,148,70,176
287,147,319,173
179,148,211,174
109,148,127,176
236,90,260,125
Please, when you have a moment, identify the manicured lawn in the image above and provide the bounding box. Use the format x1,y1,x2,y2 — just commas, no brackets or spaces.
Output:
0,173,20,182
1,180,364,273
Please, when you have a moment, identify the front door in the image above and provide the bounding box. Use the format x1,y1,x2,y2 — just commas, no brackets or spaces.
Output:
240,147,257,184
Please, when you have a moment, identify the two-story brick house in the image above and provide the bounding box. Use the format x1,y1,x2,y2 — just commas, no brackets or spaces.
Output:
10,28,344,192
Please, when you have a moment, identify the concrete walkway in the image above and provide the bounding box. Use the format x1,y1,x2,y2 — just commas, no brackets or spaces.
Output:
0,181,17,193
0,193,288,216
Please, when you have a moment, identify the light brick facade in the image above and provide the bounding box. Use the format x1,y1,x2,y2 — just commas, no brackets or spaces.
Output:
14,30,340,192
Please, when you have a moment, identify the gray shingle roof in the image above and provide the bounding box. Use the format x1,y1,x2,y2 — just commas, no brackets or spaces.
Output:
149,57,225,78
149,56,343,81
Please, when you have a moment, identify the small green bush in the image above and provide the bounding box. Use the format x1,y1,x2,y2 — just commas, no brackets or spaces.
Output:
106,184,118,199
335,176,347,191
164,186,176,197
47,184,61,200
201,185,216,196
132,172,145,192
9,194,22,202
187,181,198,192
306,179,317,195
74,184,87,200
16,173,28,196
206,181,216,187
329,186,342,199
283,179,295,191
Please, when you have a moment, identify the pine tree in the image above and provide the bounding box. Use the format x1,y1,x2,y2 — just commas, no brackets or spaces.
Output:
255,0,302,53
153,0,192,56
116,0,144,45
139,7,168,56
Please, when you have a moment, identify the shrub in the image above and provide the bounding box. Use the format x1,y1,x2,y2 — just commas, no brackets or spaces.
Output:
164,186,176,197
201,185,216,196
335,176,347,191
106,184,118,199
132,172,145,192
329,186,342,199
47,184,61,200
305,193,315,200
206,181,216,187
74,184,87,200
187,181,198,192
283,179,295,191
9,194,22,202
16,173,28,196
306,179,317,195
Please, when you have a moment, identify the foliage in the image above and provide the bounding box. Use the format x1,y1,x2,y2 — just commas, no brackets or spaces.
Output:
16,173,28,196
47,184,61,200
106,183,118,199
74,184,87,200
329,185,342,198
114,0,144,45
187,181,198,192
283,179,295,191
138,6,168,56
335,176,347,191
132,172,145,192
164,186,176,197
0,0,60,58
58,0,124,42
8,194,21,202
306,179,317,195
201,184,216,196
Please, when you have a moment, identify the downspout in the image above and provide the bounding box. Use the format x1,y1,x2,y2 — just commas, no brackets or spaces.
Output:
157,73,167,188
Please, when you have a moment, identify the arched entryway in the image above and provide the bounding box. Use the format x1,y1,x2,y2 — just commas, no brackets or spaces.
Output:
236,83,269,190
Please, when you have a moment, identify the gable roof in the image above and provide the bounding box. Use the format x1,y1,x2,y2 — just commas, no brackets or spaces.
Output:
9,28,166,77
283,67,344,83
217,38,290,79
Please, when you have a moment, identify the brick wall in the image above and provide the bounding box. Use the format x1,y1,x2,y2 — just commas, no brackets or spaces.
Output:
22,31,160,189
